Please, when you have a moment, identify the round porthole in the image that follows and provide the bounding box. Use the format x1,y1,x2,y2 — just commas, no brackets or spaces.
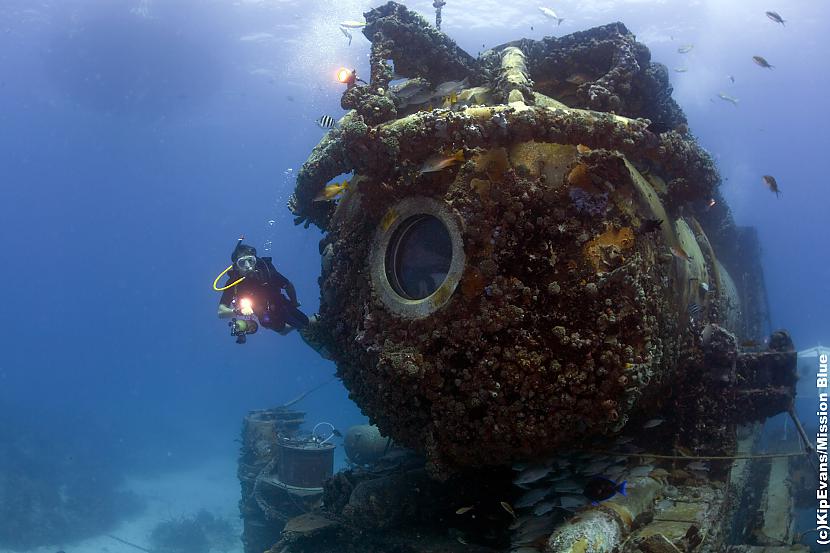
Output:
385,215,453,300
369,197,466,318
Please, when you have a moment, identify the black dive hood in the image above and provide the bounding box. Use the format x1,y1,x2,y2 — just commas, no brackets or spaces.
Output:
231,237,257,263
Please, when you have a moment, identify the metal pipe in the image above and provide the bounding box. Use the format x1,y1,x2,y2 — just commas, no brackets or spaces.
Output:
498,46,533,103
433,0,446,30
545,476,661,553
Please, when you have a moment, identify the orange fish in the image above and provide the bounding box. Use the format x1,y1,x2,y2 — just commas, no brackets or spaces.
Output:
420,149,465,173
577,144,591,154
670,245,692,261
762,175,781,197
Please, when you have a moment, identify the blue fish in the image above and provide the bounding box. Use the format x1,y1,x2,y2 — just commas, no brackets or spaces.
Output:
583,476,626,505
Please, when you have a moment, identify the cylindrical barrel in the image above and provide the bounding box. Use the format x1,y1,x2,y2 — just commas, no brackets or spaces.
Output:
276,440,335,489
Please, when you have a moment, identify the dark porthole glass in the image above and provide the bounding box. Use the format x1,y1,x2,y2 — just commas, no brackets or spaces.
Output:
385,215,453,300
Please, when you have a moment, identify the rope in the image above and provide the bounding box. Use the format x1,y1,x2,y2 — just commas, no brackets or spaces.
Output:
583,449,808,461
281,375,336,409
585,411,816,462
105,534,152,552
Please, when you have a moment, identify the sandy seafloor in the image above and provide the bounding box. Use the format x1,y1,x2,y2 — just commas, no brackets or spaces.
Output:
1,457,244,553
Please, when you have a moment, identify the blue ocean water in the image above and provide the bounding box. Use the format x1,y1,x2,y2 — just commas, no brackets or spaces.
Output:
0,1,827,551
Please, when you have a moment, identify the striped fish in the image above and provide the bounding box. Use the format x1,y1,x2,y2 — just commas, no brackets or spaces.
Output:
688,302,703,319
316,115,336,129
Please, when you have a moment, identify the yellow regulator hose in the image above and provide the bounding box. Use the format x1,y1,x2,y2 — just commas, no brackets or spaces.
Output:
213,265,245,291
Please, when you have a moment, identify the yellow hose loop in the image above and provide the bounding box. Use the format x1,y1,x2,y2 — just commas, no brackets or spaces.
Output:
213,265,245,291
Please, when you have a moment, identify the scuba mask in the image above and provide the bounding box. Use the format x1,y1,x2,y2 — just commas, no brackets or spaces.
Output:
235,255,257,272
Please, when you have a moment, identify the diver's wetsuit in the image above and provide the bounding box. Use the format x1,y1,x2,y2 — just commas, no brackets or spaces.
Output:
220,257,308,332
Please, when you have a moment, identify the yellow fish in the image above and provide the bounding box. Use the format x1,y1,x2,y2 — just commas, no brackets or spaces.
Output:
313,179,349,202
442,91,458,108
420,150,465,173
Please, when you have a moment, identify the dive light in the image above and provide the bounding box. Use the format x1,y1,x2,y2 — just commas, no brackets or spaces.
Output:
230,297,258,344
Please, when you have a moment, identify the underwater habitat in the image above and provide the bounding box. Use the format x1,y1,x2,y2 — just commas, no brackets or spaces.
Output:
1,1,829,552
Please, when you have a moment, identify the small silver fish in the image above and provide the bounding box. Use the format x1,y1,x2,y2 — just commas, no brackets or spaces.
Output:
433,78,469,98
753,55,774,69
582,460,613,475
642,418,664,429
558,494,588,509
674,67,688,73
538,6,565,26
515,488,548,509
686,461,710,472
533,500,557,516
392,78,430,99
339,20,366,28
605,465,626,480
339,26,352,46
765,11,785,25
717,92,739,106
513,464,552,485
509,513,534,530
551,479,582,493
626,465,655,478
566,73,591,85
677,44,694,54
513,513,559,542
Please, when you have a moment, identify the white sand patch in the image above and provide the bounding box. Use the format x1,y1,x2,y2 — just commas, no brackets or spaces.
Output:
1,457,244,553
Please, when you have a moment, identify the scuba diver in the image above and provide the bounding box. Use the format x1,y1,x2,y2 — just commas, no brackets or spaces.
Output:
215,238,310,344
